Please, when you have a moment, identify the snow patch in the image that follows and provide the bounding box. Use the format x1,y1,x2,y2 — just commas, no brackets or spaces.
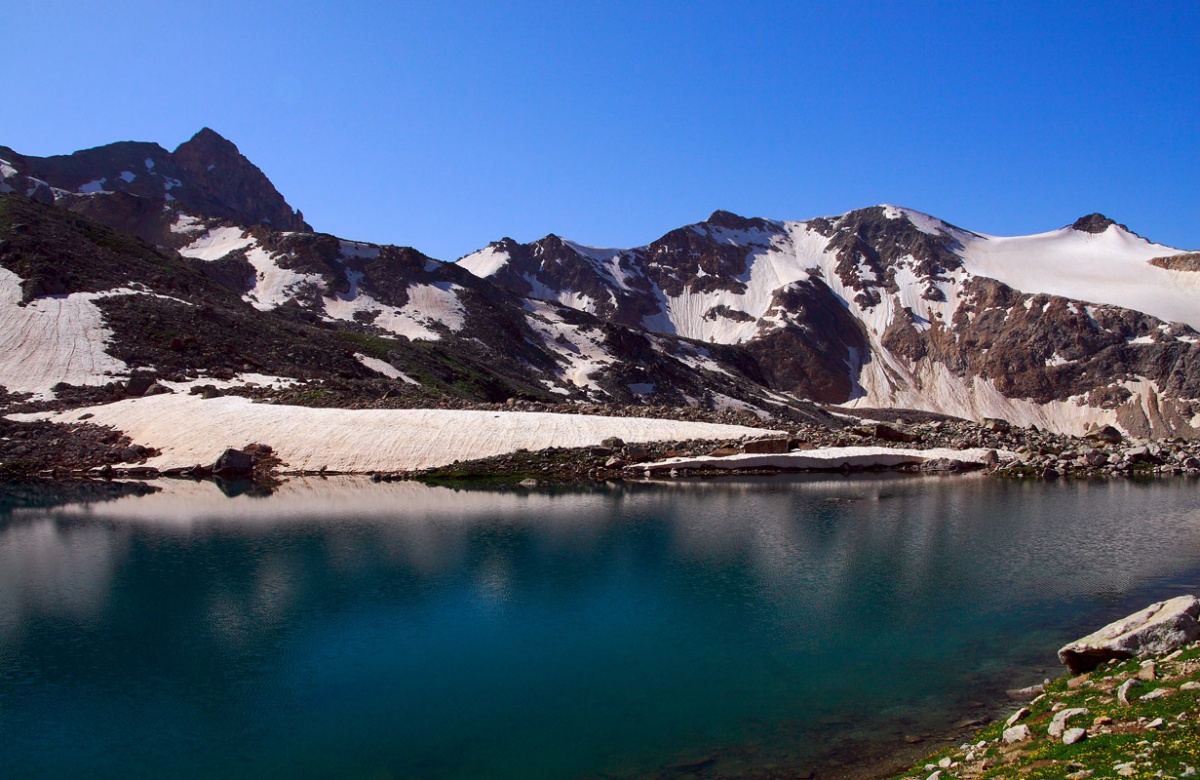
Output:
339,240,381,260
524,301,612,391
169,213,205,235
178,227,256,261
16,397,774,473
78,178,106,194
353,353,419,384
323,282,466,341
457,246,511,277
118,171,136,183
0,268,128,397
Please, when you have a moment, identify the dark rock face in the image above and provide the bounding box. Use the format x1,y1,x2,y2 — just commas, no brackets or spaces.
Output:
744,277,868,403
171,128,309,231
1,128,309,233
1071,213,1120,233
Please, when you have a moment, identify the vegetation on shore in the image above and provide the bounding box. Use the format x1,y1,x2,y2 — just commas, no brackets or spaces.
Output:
893,647,1200,780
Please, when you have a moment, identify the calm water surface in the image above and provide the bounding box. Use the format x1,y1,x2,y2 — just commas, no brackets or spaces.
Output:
3,475,1200,779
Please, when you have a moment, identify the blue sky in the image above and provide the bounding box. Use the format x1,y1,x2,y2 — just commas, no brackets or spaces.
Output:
3,1,1197,260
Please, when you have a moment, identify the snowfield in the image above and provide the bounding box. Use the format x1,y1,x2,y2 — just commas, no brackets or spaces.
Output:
0,268,128,397
13,395,775,473
959,225,1197,329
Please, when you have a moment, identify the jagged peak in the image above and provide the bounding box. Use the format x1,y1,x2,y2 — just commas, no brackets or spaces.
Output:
704,209,769,232
1070,213,1128,234
174,127,238,156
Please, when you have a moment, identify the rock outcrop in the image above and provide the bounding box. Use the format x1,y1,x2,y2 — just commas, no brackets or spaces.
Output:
1058,595,1200,674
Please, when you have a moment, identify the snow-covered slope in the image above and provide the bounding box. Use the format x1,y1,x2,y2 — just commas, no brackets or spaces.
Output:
459,207,1200,437
959,225,1196,329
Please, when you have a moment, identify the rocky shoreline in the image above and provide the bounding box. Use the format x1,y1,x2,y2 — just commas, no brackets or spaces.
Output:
4,401,1200,484
885,596,1200,780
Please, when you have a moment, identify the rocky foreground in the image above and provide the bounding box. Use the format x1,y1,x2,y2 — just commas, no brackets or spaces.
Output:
891,597,1200,780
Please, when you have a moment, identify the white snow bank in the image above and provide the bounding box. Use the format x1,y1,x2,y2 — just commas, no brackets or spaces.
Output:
13,395,774,473
0,268,128,396
638,446,1014,472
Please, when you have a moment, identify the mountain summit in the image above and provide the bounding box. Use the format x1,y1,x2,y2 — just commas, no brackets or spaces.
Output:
0,128,309,231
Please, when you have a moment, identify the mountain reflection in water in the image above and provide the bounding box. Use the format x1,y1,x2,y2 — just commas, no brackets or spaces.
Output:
3,475,1200,780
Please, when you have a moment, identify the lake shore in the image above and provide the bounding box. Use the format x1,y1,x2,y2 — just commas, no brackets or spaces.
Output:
4,394,1200,483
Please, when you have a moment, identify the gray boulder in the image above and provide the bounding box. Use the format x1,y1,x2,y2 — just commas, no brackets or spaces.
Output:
1058,595,1200,673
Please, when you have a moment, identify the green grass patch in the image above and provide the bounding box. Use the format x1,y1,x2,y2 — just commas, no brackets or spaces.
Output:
892,647,1200,780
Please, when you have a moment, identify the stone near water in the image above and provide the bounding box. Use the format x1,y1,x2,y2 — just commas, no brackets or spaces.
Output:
1117,678,1140,705
1007,682,1045,699
1062,727,1087,745
1048,707,1088,738
1005,707,1029,727
1057,595,1200,673
1002,724,1031,743
213,447,254,477
518,478,539,488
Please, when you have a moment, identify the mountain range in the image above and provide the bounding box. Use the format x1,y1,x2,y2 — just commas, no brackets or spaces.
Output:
3,129,1198,439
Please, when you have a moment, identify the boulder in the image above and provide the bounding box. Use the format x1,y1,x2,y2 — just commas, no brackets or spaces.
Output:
624,445,650,463
212,448,254,477
1002,724,1031,743
1086,425,1124,445
742,437,789,454
1058,595,1200,673
921,457,965,472
1062,727,1087,745
1047,707,1088,738
125,374,156,397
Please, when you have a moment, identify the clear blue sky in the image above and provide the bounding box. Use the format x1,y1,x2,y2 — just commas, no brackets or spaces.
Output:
3,1,1197,260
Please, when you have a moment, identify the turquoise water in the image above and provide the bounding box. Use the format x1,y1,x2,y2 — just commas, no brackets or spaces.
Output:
3,475,1200,779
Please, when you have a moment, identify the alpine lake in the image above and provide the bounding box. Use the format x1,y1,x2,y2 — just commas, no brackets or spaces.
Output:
4,473,1200,780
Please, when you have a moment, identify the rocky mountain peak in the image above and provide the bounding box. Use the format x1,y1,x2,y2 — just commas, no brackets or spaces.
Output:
171,128,311,232
703,210,775,233
1071,213,1122,234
